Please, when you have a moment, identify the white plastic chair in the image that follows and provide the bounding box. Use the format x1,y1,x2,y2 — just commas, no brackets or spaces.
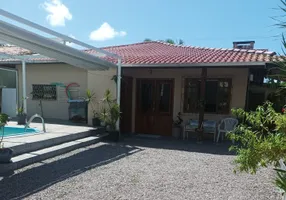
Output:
216,118,238,143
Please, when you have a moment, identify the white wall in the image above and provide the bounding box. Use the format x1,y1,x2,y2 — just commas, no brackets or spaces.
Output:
87,68,117,125
17,63,88,120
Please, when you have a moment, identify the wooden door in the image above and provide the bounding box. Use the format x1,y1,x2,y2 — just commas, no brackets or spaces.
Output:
120,76,133,133
135,79,174,135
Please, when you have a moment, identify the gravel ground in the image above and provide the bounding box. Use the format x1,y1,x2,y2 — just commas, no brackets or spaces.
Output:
0,137,281,200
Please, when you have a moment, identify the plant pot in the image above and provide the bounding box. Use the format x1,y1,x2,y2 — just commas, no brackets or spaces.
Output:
105,130,120,142
0,148,13,163
172,126,182,139
17,114,27,125
92,117,101,127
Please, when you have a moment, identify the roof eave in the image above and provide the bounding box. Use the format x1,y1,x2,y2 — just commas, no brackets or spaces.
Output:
122,61,268,68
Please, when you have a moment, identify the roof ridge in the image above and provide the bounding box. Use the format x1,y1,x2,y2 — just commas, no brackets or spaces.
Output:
155,41,276,55
101,41,158,49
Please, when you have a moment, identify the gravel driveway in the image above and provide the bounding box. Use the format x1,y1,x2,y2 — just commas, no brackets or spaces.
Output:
0,137,281,200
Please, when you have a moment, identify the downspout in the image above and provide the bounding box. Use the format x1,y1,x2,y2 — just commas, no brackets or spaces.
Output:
116,58,122,131
22,60,27,114
15,70,18,113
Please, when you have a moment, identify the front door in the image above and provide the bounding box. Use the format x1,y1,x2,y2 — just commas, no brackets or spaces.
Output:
135,79,174,136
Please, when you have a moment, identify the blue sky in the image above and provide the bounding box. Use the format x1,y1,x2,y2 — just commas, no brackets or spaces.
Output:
1,0,285,52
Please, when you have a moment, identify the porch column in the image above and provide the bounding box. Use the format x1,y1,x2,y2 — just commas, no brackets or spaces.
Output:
116,58,122,131
197,68,207,141
22,60,27,114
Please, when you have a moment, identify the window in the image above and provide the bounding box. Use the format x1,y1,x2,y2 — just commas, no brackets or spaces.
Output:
32,84,57,100
183,78,231,114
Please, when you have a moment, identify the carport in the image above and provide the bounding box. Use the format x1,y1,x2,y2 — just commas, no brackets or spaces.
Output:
0,9,122,127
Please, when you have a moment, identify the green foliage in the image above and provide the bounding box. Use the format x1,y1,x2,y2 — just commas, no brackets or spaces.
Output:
144,38,152,42
17,103,25,115
178,39,184,45
143,38,184,45
0,113,9,125
0,113,9,148
274,168,286,195
165,38,175,44
229,102,286,174
99,89,120,130
86,89,98,118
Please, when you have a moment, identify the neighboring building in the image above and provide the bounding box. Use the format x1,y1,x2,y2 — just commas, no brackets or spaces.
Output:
0,41,277,136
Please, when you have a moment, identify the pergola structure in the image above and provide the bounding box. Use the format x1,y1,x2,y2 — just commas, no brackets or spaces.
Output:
0,9,122,129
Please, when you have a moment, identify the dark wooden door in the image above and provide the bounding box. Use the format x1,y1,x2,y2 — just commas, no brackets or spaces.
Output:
120,76,133,133
135,79,174,135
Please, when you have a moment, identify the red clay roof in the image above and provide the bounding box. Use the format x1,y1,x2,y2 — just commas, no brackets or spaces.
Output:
0,41,277,65
97,41,276,65
0,45,32,55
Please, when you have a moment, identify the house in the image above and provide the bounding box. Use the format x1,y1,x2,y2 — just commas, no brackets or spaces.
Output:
0,40,277,136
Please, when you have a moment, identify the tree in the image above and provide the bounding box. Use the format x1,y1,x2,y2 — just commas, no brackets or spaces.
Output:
144,38,152,42
143,38,184,45
178,39,184,45
229,102,286,196
228,2,286,197
165,38,175,44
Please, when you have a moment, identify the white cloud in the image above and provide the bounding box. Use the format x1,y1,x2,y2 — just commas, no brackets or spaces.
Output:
89,22,127,41
42,0,72,27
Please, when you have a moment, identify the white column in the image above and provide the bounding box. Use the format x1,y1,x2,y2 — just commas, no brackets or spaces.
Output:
22,60,27,114
116,58,122,131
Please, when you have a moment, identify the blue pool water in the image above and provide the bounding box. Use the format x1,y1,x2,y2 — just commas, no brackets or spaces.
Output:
1,126,38,137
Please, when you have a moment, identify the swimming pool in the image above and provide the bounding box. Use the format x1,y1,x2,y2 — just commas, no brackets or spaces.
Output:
1,126,39,137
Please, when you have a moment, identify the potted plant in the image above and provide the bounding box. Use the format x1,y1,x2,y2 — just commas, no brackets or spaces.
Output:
92,111,101,127
172,112,183,139
99,89,121,142
0,113,13,163
86,89,101,127
17,103,27,125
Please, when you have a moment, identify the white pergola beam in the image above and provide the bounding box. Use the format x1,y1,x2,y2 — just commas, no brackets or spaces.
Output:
0,21,116,70
0,9,122,131
0,9,120,59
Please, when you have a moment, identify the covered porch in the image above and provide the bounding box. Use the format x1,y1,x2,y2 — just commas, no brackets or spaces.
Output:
120,66,261,139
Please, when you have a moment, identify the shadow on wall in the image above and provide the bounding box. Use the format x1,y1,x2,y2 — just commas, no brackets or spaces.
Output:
0,143,142,200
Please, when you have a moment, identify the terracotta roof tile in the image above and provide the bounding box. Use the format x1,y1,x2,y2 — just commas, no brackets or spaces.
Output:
0,45,33,55
96,41,277,65
0,41,277,65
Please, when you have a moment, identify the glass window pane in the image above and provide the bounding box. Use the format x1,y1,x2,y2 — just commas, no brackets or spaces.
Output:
205,81,218,113
158,83,171,112
141,82,153,113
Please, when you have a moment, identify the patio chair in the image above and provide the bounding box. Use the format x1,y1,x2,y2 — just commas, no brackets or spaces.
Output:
183,120,198,140
183,119,217,141
216,118,238,143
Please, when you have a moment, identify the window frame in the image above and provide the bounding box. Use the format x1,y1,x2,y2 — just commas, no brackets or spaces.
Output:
182,77,232,114
31,84,57,101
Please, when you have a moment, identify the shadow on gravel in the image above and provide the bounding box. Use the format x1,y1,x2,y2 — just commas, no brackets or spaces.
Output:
123,136,235,155
0,143,142,200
